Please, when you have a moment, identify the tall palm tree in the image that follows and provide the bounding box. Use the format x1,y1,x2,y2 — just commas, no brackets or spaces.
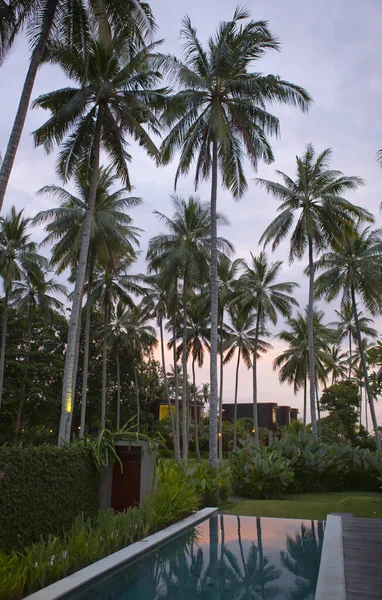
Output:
148,195,232,460
258,144,367,437
330,301,377,378
217,254,242,460
0,0,154,210
108,300,156,432
314,226,382,449
174,293,210,460
0,206,45,414
142,272,179,459
35,166,141,436
235,251,298,445
274,308,337,431
33,33,163,444
160,9,311,466
325,345,349,385
11,267,66,441
224,309,259,450
89,257,143,428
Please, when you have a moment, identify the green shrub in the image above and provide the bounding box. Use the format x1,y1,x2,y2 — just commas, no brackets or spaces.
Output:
158,459,229,506
0,445,100,552
229,446,294,499
0,480,199,600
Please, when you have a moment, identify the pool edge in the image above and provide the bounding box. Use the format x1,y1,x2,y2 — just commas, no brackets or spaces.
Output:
315,514,346,600
24,507,218,600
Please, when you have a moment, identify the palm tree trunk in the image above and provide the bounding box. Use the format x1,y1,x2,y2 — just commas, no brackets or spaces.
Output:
116,347,121,430
233,347,241,451
351,285,380,450
307,237,317,438
14,307,32,443
237,517,247,579
218,310,224,462
192,357,201,460
58,113,101,445
303,375,307,434
172,318,181,461
0,0,59,210
159,316,176,453
252,311,260,447
101,312,107,429
134,364,140,433
67,291,83,435
0,292,9,413
182,273,188,461
209,138,219,468
315,378,322,439
359,386,362,427
365,387,368,431
80,279,92,438
348,332,352,379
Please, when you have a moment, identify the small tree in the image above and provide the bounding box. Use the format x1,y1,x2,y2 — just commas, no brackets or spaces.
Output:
320,381,360,443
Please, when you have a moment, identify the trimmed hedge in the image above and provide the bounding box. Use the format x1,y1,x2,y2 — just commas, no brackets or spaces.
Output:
0,445,100,551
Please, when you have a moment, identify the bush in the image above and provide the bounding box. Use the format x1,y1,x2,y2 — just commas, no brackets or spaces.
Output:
229,446,294,499
0,480,199,600
0,445,100,552
158,459,230,506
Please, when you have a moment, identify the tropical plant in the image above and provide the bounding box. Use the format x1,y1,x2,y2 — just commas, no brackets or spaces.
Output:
35,166,142,436
325,345,349,385
10,267,66,441
217,254,242,460
314,225,382,449
32,32,164,444
0,206,45,414
235,251,297,445
160,8,311,466
148,195,232,461
274,309,337,431
330,301,377,379
0,0,155,211
258,144,367,438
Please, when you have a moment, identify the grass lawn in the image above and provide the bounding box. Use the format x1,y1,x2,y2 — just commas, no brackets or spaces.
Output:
219,492,382,520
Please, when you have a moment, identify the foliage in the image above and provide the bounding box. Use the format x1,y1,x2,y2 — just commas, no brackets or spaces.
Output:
320,381,360,442
0,445,100,552
0,480,199,600
158,459,229,506
229,446,294,499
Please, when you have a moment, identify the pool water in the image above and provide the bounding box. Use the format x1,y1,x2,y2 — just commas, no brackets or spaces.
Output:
67,515,324,600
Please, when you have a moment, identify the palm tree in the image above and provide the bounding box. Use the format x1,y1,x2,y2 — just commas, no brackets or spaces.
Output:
108,300,156,431
142,272,179,459
217,254,242,460
314,226,382,449
160,9,311,466
330,301,377,378
235,251,298,445
0,206,45,414
11,267,67,441
35,166,141,437
224,309,257,450
0,0,154,210
274,309,337,432
325,345,349,385
89,258,143,428
175,293,210,460
148,195,232,460
258,144,367,437
32,33,163,444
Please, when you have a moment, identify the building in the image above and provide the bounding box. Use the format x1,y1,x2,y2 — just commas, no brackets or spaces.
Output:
157,398,204,422
222,402,299,431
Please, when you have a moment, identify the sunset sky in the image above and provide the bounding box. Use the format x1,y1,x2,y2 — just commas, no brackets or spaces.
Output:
1,0,381,426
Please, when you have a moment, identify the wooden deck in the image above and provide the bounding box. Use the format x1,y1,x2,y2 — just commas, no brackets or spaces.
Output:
342,515,382,599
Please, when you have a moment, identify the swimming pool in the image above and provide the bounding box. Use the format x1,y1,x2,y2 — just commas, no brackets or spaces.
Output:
64,514,324,599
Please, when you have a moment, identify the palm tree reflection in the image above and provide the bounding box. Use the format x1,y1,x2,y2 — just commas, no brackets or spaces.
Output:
281,521,324,600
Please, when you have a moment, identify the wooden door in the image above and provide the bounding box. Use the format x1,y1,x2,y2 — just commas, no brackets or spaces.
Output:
111,446,141,512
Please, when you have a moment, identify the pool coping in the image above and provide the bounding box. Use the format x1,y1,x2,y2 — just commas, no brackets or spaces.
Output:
315,514,346,600
24,507,217,600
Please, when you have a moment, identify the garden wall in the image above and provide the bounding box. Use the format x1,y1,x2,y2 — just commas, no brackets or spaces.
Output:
0,445,100,551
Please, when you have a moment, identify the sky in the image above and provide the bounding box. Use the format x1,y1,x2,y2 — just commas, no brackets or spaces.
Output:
1,0,382,427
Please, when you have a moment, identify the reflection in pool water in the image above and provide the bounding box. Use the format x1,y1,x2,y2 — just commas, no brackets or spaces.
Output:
67,515,324,600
